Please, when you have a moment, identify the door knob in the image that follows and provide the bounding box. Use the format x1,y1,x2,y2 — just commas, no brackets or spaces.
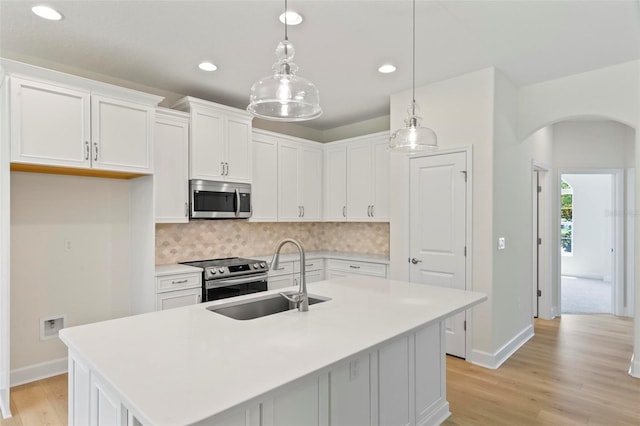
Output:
411,258,422,264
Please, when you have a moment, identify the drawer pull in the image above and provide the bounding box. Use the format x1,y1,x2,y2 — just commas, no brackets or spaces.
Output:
349,265,361,269
306,263,314,267
172,279,188,285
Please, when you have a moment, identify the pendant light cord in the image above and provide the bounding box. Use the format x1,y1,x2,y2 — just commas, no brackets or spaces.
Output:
284,0,288,41
412,0,416,116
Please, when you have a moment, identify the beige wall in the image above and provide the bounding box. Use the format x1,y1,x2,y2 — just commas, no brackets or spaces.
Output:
156,222,390,265
10,172,132,371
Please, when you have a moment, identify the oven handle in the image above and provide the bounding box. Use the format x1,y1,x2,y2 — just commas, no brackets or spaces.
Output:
206,273,268,289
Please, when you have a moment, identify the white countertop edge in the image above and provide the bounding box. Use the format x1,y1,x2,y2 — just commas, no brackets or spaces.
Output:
154,264,203,276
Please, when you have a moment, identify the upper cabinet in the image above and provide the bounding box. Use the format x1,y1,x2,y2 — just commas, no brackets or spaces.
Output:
324,132,390,222
278,138,322,222
8,70,161,175
251,131,278,222
154,109,189,223
173,97,252,183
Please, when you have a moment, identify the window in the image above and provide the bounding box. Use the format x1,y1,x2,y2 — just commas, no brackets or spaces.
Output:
561,179,573,255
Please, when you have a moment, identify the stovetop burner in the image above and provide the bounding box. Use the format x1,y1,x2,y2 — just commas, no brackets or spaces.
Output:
181,257,268,280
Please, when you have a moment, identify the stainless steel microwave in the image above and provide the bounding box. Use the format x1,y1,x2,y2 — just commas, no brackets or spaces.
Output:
189,180,252,219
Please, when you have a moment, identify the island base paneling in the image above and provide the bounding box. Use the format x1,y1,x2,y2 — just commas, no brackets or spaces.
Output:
67,321,450,426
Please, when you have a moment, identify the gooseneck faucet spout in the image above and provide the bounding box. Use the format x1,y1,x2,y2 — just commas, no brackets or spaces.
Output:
270,238,308,312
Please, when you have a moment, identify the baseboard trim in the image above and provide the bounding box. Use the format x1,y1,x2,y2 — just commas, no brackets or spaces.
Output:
470,324,534,369
629,354,640,378
10,357,67,387
417,400,450,426
0,388,11,419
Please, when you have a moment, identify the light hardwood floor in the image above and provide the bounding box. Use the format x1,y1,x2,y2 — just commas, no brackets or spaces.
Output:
1,315,638,426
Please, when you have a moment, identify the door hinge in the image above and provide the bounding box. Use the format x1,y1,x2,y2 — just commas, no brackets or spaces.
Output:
464,246,467,256
463,320,467,331
461,170,467,182
538,237,542,245
537,289,542,297
537,185,542,193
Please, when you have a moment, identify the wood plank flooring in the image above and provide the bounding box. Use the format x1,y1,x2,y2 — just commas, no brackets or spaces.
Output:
1,315,638,425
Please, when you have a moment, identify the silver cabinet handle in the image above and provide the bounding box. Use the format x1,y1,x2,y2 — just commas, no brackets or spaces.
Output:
298,206,302,217
93,142,99,161
306,263,314,267
411,258,423,264
220,162,225,175
84,141,90,160
371,205,375,217
224,162,229,176
349,265,361,269
301,206,305,217
367,205,372,217
171,279,188,285
343,206,346,217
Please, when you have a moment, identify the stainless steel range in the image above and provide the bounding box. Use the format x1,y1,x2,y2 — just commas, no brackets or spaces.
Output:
180,257,269,302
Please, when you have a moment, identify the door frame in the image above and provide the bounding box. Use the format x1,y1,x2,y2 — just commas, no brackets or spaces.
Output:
407,146,474,359
532,160,551,319
556,168,625,316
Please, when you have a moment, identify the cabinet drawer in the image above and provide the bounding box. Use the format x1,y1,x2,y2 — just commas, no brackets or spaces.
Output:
156,273,201,292
294,259,324,273
326,259,387,278
268,260,294,277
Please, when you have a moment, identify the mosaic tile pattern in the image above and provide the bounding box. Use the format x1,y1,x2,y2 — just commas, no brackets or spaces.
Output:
155,221,390,264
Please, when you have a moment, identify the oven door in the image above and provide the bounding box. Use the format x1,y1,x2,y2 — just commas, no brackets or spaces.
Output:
204,273,268,302
190,180,252,219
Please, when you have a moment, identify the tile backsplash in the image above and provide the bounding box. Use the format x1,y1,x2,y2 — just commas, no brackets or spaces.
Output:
155,221,389,264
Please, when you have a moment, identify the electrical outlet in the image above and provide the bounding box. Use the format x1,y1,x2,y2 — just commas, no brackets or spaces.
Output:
498,237,506,250
40,315,65,340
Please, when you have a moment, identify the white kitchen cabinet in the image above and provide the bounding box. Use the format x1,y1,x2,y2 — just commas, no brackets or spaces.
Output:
10,75,157,175
251,131,278,221
326,258,387,278
173,97,252,183
154,108,189,223
347,133,389,221
278,138,322,222
268,258,324,289
323,144,347,221
155,269,202,311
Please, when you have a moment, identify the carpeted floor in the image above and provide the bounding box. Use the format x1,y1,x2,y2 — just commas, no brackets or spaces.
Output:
561,276,612,314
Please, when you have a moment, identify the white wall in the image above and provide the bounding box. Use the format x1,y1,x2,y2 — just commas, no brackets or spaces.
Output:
561,174,613,280
390,68,496,356
9,172,132,376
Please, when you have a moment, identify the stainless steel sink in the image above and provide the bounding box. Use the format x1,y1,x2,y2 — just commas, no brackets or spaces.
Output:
207,293,330,320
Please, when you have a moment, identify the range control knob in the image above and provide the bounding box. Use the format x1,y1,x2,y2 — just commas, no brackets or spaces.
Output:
260,262,267,268
253,263,259,269
218,267,224,273
210,269,216,275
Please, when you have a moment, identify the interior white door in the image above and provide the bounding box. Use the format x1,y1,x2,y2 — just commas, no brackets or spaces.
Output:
409,152,467,358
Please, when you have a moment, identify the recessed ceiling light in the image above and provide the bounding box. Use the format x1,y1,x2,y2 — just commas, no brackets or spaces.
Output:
31,5,63,21
279,11,303,25
378,64,397,74
198,62,218,72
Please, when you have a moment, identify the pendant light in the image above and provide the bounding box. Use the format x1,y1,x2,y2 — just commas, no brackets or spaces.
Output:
247,0,322,121
389,0,437,151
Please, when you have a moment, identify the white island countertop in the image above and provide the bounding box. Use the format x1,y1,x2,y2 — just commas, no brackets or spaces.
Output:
60,276,486,426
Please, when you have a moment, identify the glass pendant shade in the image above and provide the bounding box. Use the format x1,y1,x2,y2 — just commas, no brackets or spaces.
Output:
389,102,437,151
248,40,322,121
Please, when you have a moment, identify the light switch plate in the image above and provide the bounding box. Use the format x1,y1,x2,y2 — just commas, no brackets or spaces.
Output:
498,237,506,250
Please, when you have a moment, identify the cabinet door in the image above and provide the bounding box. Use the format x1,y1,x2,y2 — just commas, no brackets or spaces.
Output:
190,106,225,180
225,116,252,183
372,140,390,221
304,270,324,284
300,145,322,221
10,76,91,168
251,135,278,221
323,146,347,221
277,141,301,221
154,113,189,223
156,287,201,311
347,143,373,221
268,274,294,290
91,95,153,173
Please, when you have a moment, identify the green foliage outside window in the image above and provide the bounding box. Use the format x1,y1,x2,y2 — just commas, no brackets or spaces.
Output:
561,180,573,254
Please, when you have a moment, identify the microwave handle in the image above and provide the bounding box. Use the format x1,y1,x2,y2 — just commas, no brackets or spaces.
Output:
235,188,240,217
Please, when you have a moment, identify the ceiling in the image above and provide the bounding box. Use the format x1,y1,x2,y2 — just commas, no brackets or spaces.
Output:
1,0,639,131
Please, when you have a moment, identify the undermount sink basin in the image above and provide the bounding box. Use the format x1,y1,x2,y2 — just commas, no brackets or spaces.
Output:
207,293,330,320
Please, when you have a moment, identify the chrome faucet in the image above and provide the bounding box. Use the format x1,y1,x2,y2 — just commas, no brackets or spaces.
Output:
270,238,308,312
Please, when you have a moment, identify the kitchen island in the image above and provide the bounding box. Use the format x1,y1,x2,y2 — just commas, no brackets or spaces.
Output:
60,276,486,426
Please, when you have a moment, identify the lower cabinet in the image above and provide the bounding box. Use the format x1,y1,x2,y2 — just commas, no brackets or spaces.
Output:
268,259,325,290
326,258,387,279
154,270,202,311
67,321,448,426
